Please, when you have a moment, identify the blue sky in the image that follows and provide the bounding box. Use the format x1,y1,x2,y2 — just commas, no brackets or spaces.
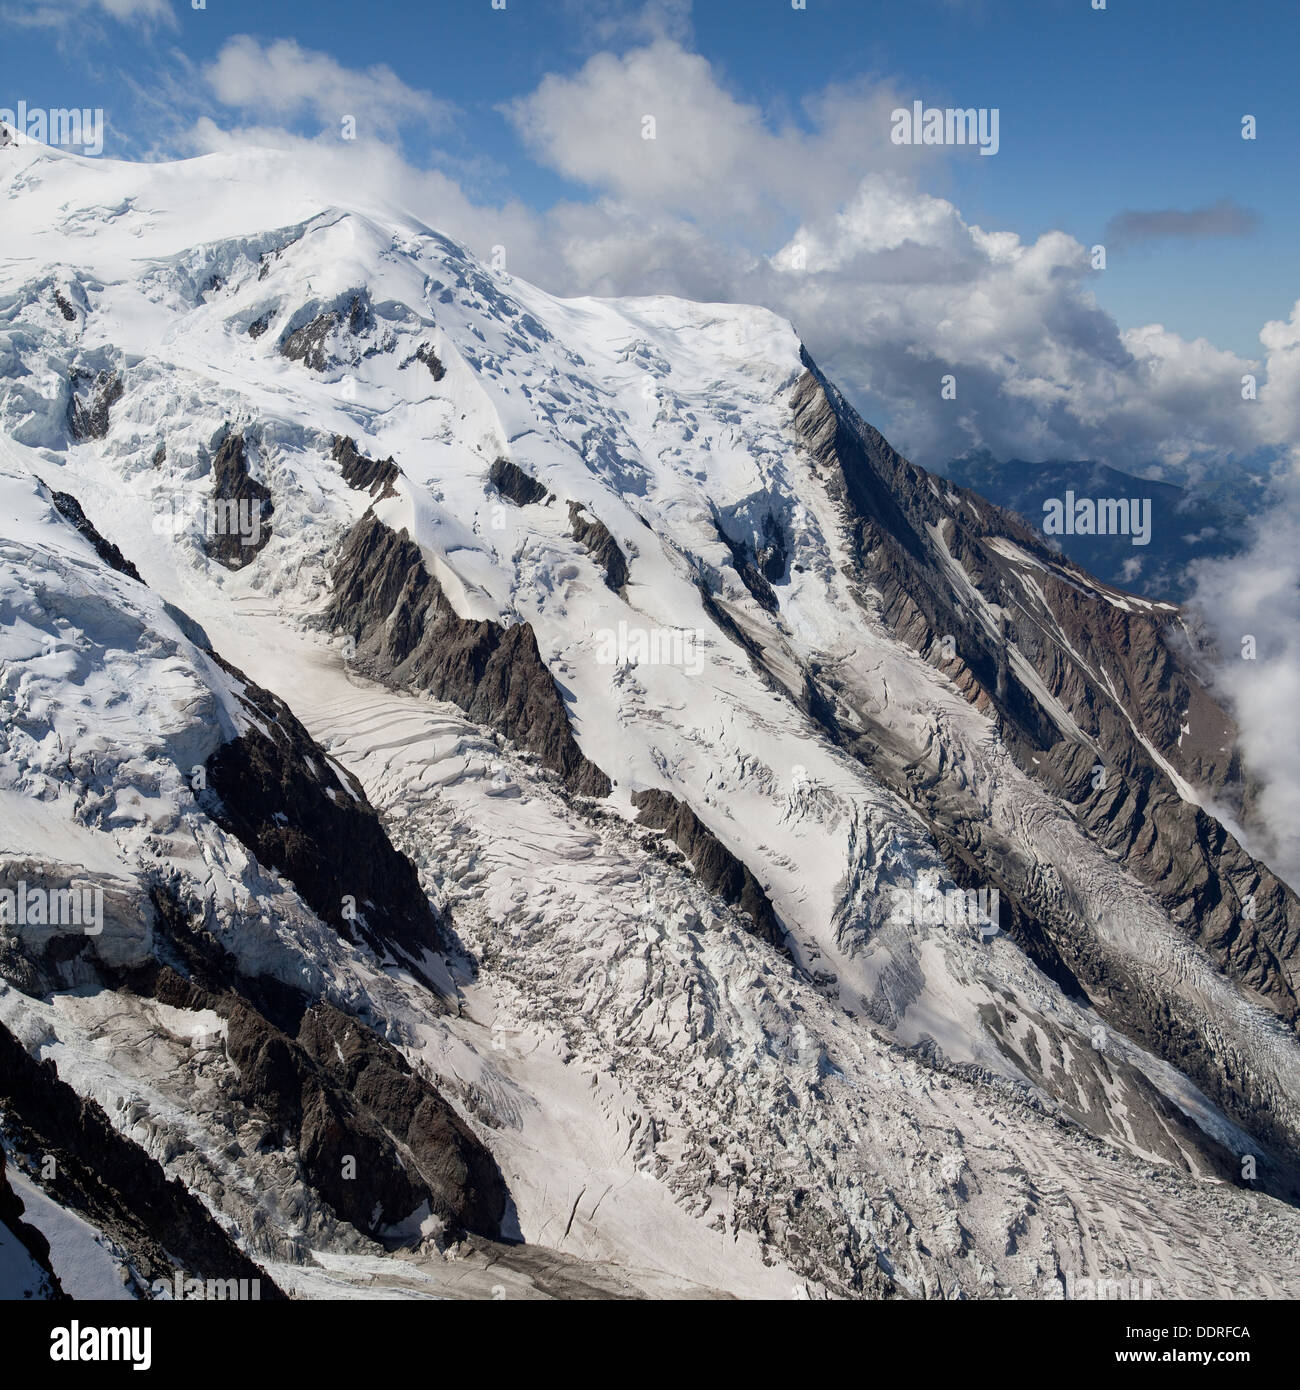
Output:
2,0,1297,471
5,0,1297,355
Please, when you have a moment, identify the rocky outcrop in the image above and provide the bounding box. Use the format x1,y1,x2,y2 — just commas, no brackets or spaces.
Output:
280,313,335,370
279,294,373,372
297,1003,508,1236
327,511,611,798
66,369,123,441
50,489,144,583
490,457,549,508
415,342,446,382
110,916,507,1245
202,651,454,986
631,788,785,949
193,985,507,1243
204,432,272,569
568,501,628,593
332,435,399,500
0,1018,282,1297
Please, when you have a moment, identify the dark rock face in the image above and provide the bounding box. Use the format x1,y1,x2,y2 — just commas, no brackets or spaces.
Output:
332,435,399,500
52,290,77,323
631,788,785,949
568,501,629,593
204,432,272,570
789,353,1300,1179
221,994,504,1242
50,489,144,583
327,511,612,798
66,369,123,441
415,342,446,382
280,313,336,371
0,1018,282,1297
713,513,785,614
490,457,549,508
201,651,455,986
296,1003,508,1236
280,295,373,372
126,951,507,1244
247,311,273,340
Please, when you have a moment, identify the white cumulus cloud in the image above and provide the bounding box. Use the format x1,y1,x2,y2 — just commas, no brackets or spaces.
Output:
203,36,454,140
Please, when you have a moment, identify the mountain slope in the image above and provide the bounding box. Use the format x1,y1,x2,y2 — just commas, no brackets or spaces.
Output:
2,128,1299,1299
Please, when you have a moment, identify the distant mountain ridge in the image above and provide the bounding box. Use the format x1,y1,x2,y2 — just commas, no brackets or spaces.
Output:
939,449,1266,602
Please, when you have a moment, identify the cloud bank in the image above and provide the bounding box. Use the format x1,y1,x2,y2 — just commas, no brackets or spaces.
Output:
204,37,454,140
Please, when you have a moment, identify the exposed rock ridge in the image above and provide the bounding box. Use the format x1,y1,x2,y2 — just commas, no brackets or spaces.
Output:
414,341,446,382
326,510,611,798
279,293,374,373
332,434,399,500
205,431,273,569
490,456,550,507
567,500,629,593
201,650,455,990
49,488,144,583
631,787,786,950
66,369,123,442
142,963,508,1242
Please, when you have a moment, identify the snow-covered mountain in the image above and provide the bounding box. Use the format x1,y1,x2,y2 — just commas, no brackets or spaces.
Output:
2,127,1299,1300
